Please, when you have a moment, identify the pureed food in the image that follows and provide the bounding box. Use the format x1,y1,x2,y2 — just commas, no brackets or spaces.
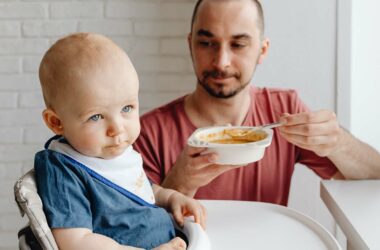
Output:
201,128,267,144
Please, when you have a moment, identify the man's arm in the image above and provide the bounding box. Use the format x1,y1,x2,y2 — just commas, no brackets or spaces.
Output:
279,110,380,179
328,128,380,179
160,146,238,197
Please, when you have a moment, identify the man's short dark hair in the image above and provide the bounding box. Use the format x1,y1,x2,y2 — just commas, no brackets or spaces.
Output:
190,0,265,37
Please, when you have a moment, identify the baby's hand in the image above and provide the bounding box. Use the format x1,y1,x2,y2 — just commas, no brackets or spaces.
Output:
168,192,207,229
153,237,186,250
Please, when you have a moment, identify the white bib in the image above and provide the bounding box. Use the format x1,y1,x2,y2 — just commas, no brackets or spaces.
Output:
48,138,155,205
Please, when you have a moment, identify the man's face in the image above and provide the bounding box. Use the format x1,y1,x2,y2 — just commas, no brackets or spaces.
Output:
189,0,267,98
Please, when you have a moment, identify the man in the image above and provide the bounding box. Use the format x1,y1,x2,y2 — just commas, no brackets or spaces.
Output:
134,0,380,205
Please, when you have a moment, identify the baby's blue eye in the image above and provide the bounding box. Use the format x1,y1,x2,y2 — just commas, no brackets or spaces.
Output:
89,114,102,121
122,105,133,113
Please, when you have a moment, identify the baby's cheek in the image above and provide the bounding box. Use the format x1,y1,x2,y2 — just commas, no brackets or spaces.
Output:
75,134,102,155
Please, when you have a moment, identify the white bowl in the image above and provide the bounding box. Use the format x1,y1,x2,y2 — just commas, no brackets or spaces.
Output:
187,126,273,165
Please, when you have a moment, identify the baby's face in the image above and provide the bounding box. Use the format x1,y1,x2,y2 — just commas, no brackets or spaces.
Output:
55,53,140,159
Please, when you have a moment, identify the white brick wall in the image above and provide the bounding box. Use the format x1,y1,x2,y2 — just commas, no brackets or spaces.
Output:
0,0,196,248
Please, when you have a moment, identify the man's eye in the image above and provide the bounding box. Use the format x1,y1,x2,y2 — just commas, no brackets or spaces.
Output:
198,41,213,47
122,105,133,113
231,43,246,48
89,114,102,122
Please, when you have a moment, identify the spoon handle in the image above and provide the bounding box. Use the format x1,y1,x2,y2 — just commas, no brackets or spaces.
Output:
260,121,283,129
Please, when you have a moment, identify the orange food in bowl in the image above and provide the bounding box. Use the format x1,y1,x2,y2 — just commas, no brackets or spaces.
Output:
202,128,267,144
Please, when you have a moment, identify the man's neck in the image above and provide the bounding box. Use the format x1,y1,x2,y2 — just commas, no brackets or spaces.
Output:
185,85,252,128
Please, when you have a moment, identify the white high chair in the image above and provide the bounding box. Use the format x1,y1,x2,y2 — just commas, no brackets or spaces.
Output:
14,170,211,250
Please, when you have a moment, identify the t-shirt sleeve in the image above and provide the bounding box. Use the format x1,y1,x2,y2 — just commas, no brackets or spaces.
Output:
289,91,338,179
134,127,163,185
34,150,93,229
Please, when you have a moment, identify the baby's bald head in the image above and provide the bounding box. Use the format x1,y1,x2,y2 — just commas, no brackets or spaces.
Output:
39,33,136,109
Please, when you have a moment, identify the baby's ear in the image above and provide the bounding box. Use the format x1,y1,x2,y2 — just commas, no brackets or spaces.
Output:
42,108,64,135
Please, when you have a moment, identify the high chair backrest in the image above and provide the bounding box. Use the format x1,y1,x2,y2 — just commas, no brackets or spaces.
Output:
14,169,211,250
14,169,58,250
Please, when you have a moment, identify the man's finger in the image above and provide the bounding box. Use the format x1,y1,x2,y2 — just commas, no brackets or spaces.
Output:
281,110,336,126
279,119,339,136
190,152,218,169
186,145,208,156
280,132,333,146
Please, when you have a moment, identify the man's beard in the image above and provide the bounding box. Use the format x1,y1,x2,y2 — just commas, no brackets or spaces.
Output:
197,70,250,99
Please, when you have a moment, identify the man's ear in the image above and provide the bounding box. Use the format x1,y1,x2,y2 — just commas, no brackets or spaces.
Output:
257,38,270,65
187,33,193,55
42,108,64,135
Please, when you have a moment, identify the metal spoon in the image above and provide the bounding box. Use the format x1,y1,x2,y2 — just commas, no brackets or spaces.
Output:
257,121,283,130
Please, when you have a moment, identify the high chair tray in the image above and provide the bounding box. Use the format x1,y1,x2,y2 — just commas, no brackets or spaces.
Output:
201,200,341,250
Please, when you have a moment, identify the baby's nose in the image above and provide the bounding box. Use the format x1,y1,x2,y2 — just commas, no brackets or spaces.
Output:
107,121,123,137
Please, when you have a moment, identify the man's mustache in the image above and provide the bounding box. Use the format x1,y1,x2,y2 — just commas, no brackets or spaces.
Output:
203,70,238,79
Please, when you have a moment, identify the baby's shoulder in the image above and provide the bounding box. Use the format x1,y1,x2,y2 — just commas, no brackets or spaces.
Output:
34,149,87,184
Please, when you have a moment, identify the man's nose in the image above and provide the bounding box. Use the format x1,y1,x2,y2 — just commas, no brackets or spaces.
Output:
212,46,231,70
106,119,123,137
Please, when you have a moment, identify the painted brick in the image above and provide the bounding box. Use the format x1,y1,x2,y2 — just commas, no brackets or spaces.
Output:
129,38,160,55
78,20,132,36
0,197,18,213
108,37,134,53
0,144,41,162
140,92,182,109
50,2,103,19
139,74,196,92
161,38,188,55
19,91,44,108
0,127,23,144
160,3,194,20
22,21,77,37
106,2,160,19
134,21,188,37
22,160,35,174
0,39,49,55
0,214,26,231
0,92,17,108
24,126,52,145
0,3,47,19
111,37,160,56
0,232,17,248
0,75,40,91
0,57,21,73
0,21,20,37
0,109,43,126
106,2,194,20
0,162,23,180
133,56,187,73
22,56,41,73
0,180,15,197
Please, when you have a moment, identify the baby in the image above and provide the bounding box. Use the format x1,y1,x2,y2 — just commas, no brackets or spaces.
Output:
34,33,205,250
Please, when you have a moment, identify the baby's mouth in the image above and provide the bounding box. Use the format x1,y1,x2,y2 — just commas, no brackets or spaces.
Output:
107,141,126,149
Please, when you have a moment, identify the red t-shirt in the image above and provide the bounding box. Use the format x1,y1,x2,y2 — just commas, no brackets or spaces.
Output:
134,87,337,205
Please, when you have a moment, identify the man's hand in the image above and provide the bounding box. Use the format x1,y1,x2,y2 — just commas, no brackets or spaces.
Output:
278,110,341,157
161,145,242,197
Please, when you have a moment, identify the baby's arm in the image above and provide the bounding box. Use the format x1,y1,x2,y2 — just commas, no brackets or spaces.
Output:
52,228,143,250
152,184,206,228
53,227,186,250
